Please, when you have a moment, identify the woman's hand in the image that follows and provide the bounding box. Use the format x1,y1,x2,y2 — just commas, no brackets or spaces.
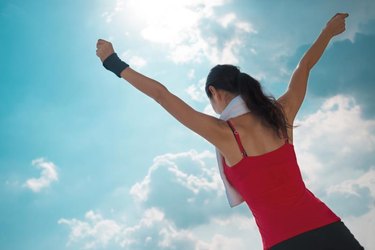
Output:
278,13,349,124
324,13,349,38
96,39,115,62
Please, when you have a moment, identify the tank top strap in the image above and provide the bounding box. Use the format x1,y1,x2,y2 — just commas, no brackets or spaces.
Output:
227,119,248,158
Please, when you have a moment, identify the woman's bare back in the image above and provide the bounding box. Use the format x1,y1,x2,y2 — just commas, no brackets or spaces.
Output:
220,112,293,167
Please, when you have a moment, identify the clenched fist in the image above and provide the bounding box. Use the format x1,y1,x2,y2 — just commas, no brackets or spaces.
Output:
96,39,129,77
96,39,115,62
325,13,349,37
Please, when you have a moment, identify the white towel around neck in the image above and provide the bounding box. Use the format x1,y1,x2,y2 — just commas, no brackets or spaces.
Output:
216,95,251,207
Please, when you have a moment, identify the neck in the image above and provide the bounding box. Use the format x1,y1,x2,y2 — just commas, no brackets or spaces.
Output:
221,93,237,111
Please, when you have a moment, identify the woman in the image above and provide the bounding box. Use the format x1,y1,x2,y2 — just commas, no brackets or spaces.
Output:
96,13,364,250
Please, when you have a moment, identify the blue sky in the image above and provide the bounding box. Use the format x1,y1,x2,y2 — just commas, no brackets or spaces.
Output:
1,0,374,249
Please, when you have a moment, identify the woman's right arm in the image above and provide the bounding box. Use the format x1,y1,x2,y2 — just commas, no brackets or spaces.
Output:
278,13,349,123
120,67,229,147
96,39,228,149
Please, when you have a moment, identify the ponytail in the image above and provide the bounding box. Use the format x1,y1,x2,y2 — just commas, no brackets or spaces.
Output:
237,72,289,138
205,65,291,139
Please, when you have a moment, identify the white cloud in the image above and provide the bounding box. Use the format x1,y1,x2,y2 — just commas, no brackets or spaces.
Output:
56,149,253,249
124,0,256,64
250,48,257,55
58,210,122,249
235,21,257,33
129,169,152,202
130,150,223,206
24,157,58,192
188,69,196,79
327,167,375,198
169,43,204,64
101,11,113,23
59,207,256,250
218,13,236,28
344,204,375,249
101,1,375,86
184,77,219,116
185,78,206,102
205,37,243,65
101,0,124,23
129,55,147,69
294,95,375,190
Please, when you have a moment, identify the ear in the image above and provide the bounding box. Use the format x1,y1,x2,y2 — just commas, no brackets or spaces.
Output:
208,86,217,97
209,86,225,102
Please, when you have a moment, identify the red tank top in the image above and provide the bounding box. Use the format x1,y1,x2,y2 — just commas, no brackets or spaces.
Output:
223,119,340,250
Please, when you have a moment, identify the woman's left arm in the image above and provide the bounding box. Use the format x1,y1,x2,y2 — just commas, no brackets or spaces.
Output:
96,39,226,147
278,13,349,123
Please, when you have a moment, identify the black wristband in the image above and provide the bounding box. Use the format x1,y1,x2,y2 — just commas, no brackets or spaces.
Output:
102,53,129,78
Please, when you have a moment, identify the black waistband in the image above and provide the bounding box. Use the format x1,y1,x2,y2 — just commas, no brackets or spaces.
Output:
270,221,364,250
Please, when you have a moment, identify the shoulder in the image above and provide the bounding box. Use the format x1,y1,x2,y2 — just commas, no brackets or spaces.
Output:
276,100,295,143
277,99,295,125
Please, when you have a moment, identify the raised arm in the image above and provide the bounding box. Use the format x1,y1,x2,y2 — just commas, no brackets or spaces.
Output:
96,40,227,148
121,67,227,145
278,13,349,123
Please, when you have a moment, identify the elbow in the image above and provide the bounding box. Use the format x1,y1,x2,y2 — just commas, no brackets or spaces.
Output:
154,84,169,105
297,60,311,72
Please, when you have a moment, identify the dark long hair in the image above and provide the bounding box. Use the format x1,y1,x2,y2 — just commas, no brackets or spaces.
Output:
205,64,291,139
